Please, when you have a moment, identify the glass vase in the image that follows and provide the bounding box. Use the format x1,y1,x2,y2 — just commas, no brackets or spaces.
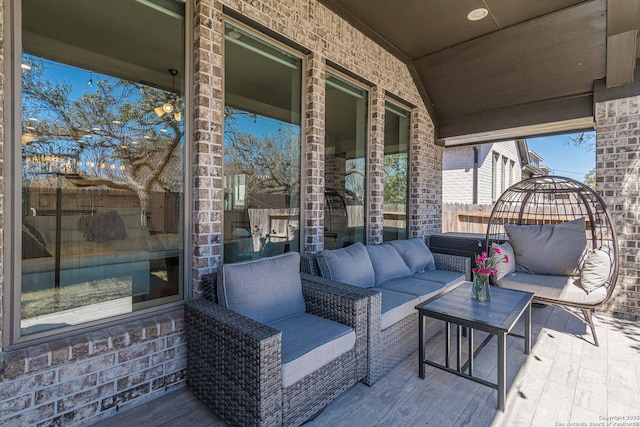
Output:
471,274,491,302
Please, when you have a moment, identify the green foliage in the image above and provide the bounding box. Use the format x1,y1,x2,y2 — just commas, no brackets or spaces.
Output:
584,168,596,189
383,153,408,204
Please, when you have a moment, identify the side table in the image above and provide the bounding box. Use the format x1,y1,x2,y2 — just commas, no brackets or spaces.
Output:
416,281,533,411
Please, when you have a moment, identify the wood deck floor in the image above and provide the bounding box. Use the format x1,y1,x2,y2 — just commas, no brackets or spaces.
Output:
90,304,640,427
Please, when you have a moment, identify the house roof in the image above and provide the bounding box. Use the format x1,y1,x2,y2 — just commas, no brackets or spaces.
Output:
318,0,640,146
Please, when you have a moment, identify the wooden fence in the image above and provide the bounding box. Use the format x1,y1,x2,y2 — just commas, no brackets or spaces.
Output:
442,203,494,234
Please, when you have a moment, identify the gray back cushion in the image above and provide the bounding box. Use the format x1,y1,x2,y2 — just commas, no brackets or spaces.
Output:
219,252,306,324
389,238,436,273
366,244,412,285
505,218,587,276
316,242,376,288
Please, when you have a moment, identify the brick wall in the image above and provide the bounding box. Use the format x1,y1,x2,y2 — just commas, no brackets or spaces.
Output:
595,96,640,319
0,312,185,426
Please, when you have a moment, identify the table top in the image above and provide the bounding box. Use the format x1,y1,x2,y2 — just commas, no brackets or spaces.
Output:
416,281,533,334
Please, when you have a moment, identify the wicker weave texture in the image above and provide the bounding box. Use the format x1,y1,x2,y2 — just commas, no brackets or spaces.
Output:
185,276,371,427
486,175,619,309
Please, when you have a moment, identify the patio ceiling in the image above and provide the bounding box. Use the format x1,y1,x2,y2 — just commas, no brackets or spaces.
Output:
318,0,640,146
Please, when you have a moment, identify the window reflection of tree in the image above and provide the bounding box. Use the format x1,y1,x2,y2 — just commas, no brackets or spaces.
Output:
21,56,184,225
223,107,300,253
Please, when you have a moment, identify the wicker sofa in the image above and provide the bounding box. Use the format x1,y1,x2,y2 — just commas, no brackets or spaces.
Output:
185,252,373,427
301,239,470,385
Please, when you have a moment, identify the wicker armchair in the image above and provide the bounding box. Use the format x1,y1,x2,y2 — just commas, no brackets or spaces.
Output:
185,254,373,427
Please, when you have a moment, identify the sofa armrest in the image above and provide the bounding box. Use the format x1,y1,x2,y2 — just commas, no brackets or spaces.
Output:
300,272,378,381
433,252,471,281
300,254,320,275
185,299,283,426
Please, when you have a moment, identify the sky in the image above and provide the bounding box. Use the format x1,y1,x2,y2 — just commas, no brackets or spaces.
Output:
526,132,596,182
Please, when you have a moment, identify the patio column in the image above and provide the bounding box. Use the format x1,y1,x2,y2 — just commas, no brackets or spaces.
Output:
409,109,442,238
368,87,385,244
192,0,223,293
304,52,326,254
595,95,640,319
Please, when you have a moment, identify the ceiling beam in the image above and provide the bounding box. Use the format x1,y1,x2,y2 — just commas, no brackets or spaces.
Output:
606,0,640,87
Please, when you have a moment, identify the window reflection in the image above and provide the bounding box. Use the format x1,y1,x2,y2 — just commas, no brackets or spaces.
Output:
324,74,368,248
223,24,302,263
20,0,185,335
383,102,410,241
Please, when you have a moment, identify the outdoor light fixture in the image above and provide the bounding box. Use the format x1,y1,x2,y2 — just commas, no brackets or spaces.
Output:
467,8,488,21
154,68,182,121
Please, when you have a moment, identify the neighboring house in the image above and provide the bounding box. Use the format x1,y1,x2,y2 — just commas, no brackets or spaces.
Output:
443,139,549,204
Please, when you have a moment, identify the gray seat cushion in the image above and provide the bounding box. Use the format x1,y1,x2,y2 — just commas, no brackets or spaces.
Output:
505,218,587,276
366,243,412,285
377,288,421,330
377,277,445,302
411,270,465,287
497,272,607,305
219,252,306,324
389,238,436,273
268,312,355,387
316,242,376,288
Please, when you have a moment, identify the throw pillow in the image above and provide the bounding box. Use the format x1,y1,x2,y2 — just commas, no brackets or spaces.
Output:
219,252,306,324
315,242,376,288
504,218,587,276
366,243,412,285
490,241,516,281
389,238,436,273
580,248,612,293
79,210,128,243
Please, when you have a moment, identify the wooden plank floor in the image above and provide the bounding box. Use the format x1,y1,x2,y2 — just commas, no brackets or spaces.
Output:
89,305,640,427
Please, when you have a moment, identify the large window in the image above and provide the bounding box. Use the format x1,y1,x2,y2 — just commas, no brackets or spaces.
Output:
324,73,368,249
383,102,410,241
16,0,186,337
223,23,302,263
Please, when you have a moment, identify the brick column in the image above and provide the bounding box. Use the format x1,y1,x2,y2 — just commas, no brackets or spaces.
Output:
595,96,640,319
191,0,223,294
409,108,441,238
368,87,385,244
303,52,326,254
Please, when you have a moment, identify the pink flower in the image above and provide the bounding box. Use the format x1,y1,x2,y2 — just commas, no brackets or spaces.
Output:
494,248,501,255
504,255,509,263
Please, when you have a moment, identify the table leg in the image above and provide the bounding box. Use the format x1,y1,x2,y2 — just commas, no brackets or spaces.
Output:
468,328,474,376
456,324,462,372
497,331,506,412
524,303,531,355
419,311,425,378
445,321,451,369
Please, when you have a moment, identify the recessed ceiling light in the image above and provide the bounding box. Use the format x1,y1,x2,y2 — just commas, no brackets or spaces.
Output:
467,8,488,21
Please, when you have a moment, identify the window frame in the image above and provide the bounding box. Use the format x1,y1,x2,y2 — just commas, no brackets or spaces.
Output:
221,17,307,262
382,100,411,241
4,0,193,348
324,68,370,245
